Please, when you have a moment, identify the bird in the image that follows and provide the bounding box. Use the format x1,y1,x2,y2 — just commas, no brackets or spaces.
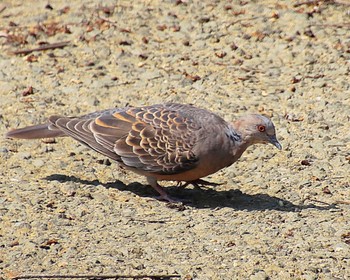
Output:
6,103,282,202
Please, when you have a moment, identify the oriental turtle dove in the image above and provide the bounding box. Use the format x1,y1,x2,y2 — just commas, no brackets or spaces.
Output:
6,103,281,202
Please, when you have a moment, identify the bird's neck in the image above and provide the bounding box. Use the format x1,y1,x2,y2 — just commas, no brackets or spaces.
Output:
230,120,252,146
225,124,251,162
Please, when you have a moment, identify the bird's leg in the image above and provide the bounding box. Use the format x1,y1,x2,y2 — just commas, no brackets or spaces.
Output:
146,177,178,203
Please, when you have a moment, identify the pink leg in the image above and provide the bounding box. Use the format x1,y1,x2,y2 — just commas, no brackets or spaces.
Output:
146,177,178,203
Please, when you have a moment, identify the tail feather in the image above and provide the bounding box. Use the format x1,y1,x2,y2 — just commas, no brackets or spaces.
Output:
6,123,65,139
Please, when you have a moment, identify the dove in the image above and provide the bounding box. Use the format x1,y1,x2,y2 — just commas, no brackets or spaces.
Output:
6,103,281,202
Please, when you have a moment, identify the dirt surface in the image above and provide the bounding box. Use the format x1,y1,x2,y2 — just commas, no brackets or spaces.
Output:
1,1,349,279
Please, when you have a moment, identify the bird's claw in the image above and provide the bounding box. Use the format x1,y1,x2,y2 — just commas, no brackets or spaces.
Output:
177,179,222,189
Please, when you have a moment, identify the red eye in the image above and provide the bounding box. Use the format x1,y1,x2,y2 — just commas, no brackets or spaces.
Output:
258,125,266,132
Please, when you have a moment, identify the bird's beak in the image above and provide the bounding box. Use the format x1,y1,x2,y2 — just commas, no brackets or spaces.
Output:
269,135,282,150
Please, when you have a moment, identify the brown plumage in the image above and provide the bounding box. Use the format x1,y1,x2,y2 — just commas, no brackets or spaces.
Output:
6,103,282,202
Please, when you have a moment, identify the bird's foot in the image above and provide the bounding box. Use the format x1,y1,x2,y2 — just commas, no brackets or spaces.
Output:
147,176,189,204
146,194,190,210
154,193,182,203
178,179,222,189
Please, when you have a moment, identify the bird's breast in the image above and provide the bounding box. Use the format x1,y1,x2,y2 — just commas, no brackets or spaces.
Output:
155,135,236,182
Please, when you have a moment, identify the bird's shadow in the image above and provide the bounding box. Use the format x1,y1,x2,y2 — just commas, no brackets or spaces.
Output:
45,174,337,212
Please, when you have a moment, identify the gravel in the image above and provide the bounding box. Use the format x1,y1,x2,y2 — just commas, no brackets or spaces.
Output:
1,0,349,279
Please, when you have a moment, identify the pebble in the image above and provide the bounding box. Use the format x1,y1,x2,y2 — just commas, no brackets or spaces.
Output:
0,147,9,153
250,271,269,280
1,1,349,279
18,152,32,160
32,159,45,168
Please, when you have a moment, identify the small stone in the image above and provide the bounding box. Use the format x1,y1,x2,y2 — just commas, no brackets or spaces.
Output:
0,147,9,153
19,152,31,160
32,159,45,168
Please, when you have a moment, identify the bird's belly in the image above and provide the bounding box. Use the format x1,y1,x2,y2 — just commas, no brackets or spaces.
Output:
155,154,234,182
155,169,215,182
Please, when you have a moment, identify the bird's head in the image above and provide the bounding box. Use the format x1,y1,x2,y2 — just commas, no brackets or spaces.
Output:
233,114,282,150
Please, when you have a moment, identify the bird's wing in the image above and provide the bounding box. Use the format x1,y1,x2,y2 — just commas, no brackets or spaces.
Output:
50,105,201,174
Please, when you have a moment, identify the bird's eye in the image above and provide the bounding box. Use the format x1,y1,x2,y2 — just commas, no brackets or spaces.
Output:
257,125,266,132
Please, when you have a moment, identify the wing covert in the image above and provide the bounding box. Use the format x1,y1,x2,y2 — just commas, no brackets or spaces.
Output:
49,105,202,175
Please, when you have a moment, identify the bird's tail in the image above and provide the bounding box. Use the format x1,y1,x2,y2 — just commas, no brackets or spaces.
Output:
6,123,65,139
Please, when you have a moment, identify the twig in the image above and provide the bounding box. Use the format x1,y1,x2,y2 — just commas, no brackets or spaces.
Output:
304,74,325,79
12,274,181,280
335,200,350,205
227,16,261,27
0,4,6,14
12,41,70,55
306,198,334,206
313,23,350,28
294,0,325,7
97,15,118,26
130,218,169,224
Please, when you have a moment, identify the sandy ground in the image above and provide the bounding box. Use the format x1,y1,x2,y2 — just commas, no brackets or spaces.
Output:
0,0,349,279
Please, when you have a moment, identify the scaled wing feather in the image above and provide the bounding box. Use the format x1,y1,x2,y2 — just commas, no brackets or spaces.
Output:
48,105,201,174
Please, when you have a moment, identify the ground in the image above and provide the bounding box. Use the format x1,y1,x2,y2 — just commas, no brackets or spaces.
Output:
0,1,349,279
